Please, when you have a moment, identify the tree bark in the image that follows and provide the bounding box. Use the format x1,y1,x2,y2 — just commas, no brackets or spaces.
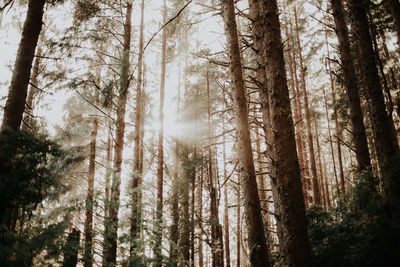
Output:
221,0,270,265
258,0,313,265
1,0,46,133
348,0,400,209
329,0,372,173
104,3,132,266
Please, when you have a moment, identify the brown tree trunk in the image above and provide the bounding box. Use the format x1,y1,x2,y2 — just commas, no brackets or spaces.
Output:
104,3,132,266
130,0,145,258
221,1,270,265
330,0,372,173
324,32,346,195
323,88,341,201
236,180,241,267
206,69,224,267
102,127,113,267
294,7,321,206
154,1,167,265
348,0,400,209
258,0,313,265
1,0,46,133
83,116,99,267
198,164,204,267
285,17,311,207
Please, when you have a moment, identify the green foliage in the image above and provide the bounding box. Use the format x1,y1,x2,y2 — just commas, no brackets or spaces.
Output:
0,220,68,267
0,130,82,216
307,174,400,267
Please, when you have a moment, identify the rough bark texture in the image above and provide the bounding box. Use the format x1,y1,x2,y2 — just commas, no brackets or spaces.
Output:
1,0,45,132
258,0,313,266
104,3,132,266
348,0,400,209
221,0,271,266
84,117,98,267
330,0,372,172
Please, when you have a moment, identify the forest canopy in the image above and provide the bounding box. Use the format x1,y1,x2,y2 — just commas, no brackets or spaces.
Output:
0,0,400,266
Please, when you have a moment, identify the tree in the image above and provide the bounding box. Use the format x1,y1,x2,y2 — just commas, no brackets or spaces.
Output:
220,0,271,265
348,0,400,209
257,0,313,265
1,0,46,133
329,0,372,174
103,2,133,266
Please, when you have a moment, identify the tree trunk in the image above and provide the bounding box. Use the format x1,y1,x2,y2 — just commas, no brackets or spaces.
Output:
329,0,372,173
348,0,400,209
84,116,99,267
154,1,167,265
206,69,224,267
323,88,341,201
130,0,145,259
221,1,270,265
104,3,132,266
102,127,113,267
258,0,312,265
285,17,311,207
294,7,321,206
1,0,46,133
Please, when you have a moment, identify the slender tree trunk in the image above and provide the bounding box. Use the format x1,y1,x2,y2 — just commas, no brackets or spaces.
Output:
102,127,113,267
348,0,400,209
324,32,346,195
294,7,321,205
206,69,224,267
329,0,372,173
258,1,312,265
104,3,132,266
221,1,270,265
323,88,341,201
130,0,145,259
222,101,231,267
236,180,241,267
154,1,167,265
285,18,310,207
1,0,46,133
198,165,204,267
84,115,99,267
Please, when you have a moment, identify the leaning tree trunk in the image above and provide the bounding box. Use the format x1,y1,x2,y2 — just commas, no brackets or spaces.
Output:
1,0,46,133
104,3,132,266
330,0,372,174
221,0,271,266
258,0,313,266
348,0,400,210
